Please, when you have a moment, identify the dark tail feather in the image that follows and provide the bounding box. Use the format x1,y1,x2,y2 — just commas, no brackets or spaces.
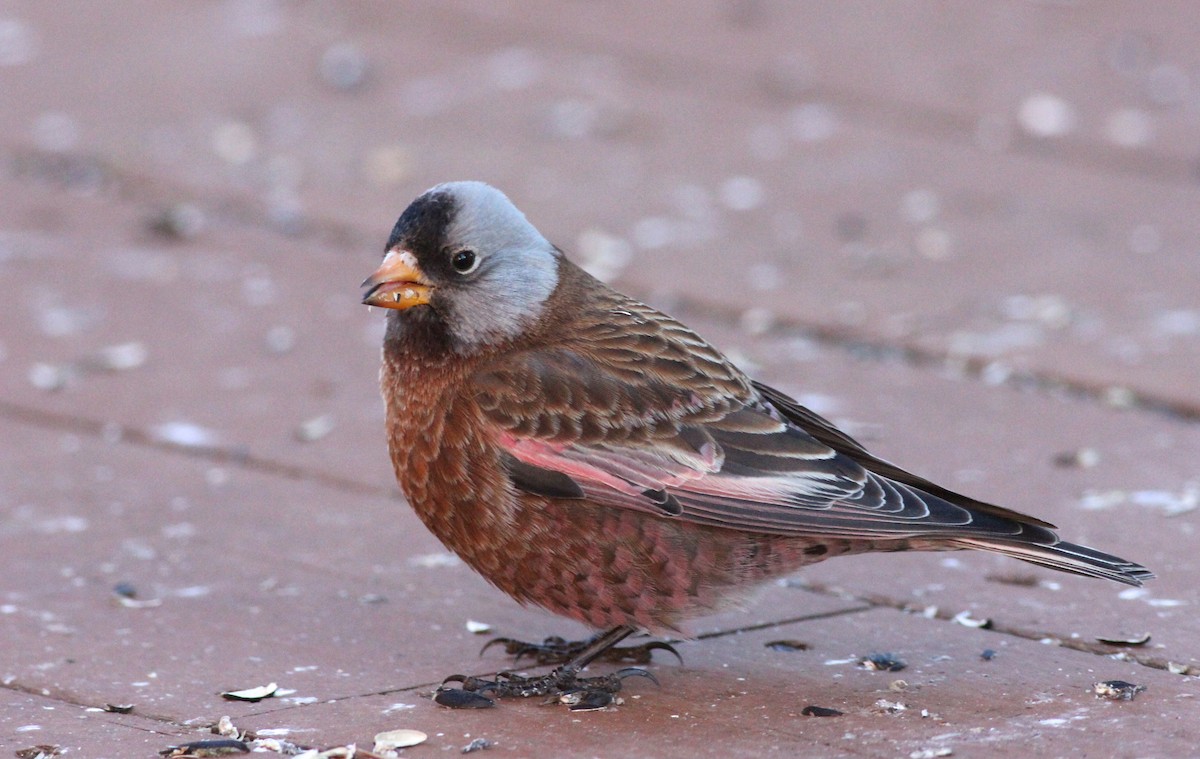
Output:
952,537,1154,587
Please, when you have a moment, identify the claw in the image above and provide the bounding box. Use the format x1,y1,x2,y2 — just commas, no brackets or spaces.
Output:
480,633,682,666
612,667,660,687
441,673,502,694
480,635,578,664
634,641,684,665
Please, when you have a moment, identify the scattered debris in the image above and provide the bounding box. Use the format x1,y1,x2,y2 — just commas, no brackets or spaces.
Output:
461,738,493,754
15,746,63,759
859,653,906,672
1092,680,1146,701
555,690,619,711
952,610,992,629
764,639,809,652
1080,485,1199,517
373,729,427,752
294,747,356,759
1167,662,1192,676
152,421,221,449
984,573,1038,587
112,581,163,609
910,748,953,759
801,705,843,717
214,716,240,739
1095,632,1151,647
465,620,493,635
888,679,909,692
981,649,997,661
875,698,909,714
159,738,250,757
408,552,460,568
103,703,134,714
220,683,278,702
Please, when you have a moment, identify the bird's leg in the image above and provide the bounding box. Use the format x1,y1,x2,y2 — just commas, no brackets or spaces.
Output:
480,629,682,666
435,625,665,710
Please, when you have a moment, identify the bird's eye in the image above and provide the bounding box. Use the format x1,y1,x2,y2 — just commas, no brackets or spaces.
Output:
451,248,479,274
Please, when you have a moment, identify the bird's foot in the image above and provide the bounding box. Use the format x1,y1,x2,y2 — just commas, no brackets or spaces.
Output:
435,666,657,711
481,633,681,666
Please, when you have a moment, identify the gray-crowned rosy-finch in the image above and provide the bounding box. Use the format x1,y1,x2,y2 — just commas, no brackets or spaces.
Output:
362,181,1152,709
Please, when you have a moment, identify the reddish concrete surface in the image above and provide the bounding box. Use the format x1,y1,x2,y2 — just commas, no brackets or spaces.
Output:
2,2,1198,757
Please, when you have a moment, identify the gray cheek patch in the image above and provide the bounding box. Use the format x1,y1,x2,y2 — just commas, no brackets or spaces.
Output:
428,182,560,351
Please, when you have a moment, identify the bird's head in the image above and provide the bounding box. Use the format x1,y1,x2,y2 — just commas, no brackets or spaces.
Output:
362,181,560,352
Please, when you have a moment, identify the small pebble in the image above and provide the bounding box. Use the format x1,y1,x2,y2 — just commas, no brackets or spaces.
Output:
294,414,335,443
148,203,206,240
93,342,148,372
720,176,765,211
788,102,838,142
212,121,258,166
28,362,71,391
1146,63,1189,106
1052,448,1100,469
319,43,369,90
576,229,633,282
0,18,38,66
1105,108,1153,148
1018,92,1075,138
264,325,296,354
901,189,940,224
487,47,540,91
32,112,79,153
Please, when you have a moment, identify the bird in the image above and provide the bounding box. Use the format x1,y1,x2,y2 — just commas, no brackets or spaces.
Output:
361,181,1152,709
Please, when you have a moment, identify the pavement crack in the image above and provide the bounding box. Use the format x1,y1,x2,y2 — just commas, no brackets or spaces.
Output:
10,148,1199,428
0,678,189,734
668,294,1200,426
0,399,397,499
787,578,1199,677
693,603,874,641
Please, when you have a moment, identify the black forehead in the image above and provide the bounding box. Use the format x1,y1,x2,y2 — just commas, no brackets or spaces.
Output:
385,190,457,253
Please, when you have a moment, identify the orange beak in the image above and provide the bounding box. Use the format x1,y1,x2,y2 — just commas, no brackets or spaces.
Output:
361,249,433,310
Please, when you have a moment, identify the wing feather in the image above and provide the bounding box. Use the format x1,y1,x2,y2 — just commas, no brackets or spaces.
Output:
467,265,1151,585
